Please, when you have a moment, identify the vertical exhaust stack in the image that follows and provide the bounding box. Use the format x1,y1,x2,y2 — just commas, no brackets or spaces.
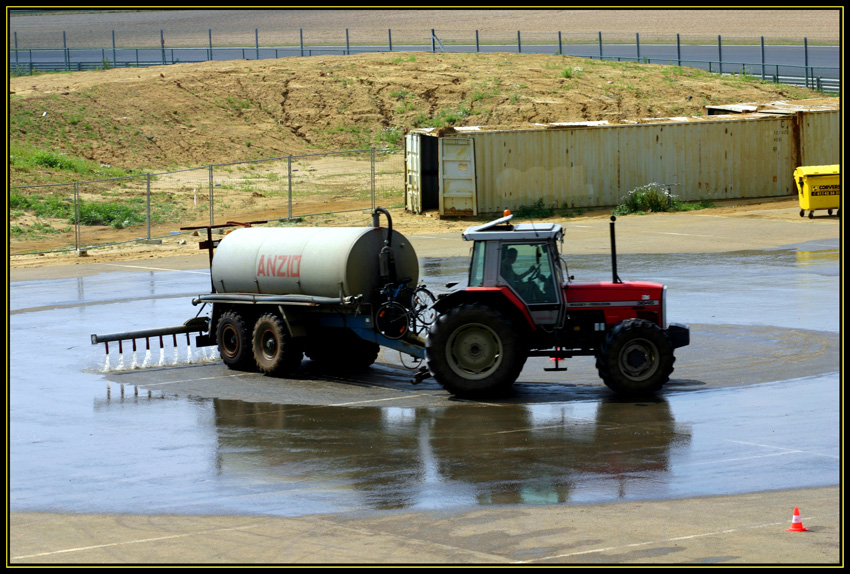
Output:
609,216,622,284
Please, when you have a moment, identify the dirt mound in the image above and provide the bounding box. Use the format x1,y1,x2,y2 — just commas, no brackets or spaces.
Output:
9,51,820,178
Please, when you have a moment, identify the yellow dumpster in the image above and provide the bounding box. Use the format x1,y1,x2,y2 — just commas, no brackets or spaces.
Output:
794,165,840,219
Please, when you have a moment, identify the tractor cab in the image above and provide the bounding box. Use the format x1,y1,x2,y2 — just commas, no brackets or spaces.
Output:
462,212,565,328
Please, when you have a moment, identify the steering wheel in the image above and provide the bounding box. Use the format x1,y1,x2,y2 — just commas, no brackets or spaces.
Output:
525,264,541,282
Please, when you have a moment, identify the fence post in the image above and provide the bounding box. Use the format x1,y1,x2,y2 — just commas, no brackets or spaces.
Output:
760,36,765,80
146,173,152,242
475,30,479,53
558,31,562,55
636,32,640,61
598,32,603,59
208,29,213,61
112,30,117,66
717,35,722,74
346,28,350,55
371,148,376,211
388,29,392,51
676,33,681,66
255,28,259,60
299,28,304,57
804,37,809,88
74,182,80,251
208,165,214,226
63,31,69,71
287,156,293,220
517,31,521,53
431,29,436,52
161,30,166,65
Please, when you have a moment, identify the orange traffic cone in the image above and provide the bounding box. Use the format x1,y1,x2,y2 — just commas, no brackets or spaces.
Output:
786,507,809,532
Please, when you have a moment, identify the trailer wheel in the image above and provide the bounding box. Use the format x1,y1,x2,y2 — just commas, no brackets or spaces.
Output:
216,310,254,370
343,335,381,371
305,328,379,372
596,318,674,396
252,313,303,376
426,304,526,398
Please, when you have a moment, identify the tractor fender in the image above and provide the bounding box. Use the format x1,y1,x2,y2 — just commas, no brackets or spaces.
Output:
433,287,536,333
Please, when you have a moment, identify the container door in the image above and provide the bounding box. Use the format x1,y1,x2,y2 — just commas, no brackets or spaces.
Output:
439,137,477,216
405,132,422,214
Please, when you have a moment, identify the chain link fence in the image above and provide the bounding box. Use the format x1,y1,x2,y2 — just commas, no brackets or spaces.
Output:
9,28,839,91
10,148,405,256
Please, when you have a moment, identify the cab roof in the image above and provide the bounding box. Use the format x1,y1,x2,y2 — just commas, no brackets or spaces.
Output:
463,214,563,241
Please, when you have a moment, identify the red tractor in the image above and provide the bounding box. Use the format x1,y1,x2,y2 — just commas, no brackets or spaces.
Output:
422,211,690,397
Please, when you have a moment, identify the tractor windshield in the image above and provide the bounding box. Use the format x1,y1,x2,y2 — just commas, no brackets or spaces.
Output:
469,241,486,287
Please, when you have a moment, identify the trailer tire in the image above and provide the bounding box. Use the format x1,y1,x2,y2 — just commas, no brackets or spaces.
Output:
216,310,254,371
426,303,526,398
343,335,381,371
252,313,303,376
306,328,380,372
596,318,674,396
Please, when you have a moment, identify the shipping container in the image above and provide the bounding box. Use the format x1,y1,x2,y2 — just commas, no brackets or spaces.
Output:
404,98,839,216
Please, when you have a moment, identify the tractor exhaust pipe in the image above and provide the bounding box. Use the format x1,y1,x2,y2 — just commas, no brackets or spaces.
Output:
610,216,622,284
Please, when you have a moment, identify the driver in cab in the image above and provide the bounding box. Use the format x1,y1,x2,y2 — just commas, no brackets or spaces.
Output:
501,247,534,288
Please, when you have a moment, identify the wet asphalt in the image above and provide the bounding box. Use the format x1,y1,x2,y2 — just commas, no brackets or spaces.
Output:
8,212,841,564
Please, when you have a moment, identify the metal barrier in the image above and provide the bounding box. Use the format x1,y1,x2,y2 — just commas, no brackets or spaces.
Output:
9,29,840,91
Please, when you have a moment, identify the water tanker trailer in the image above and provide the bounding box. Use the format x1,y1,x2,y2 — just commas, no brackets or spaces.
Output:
92,207,689,398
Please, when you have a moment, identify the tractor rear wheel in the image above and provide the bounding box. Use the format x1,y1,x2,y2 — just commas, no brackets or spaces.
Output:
596,318,674,396
426,304,526,398
252,313,303,376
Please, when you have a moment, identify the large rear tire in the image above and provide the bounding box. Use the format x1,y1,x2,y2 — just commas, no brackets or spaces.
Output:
426,304,526,398
252,313,303,376
596,319,674,396
216,310,254,371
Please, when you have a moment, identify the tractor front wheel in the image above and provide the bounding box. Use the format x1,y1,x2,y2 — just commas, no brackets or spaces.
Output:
596,318,674,396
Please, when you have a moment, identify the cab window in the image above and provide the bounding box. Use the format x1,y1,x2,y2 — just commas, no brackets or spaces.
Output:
499,243,557,304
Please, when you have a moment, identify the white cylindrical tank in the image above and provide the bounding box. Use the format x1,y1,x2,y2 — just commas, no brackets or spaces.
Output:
210,226,419,302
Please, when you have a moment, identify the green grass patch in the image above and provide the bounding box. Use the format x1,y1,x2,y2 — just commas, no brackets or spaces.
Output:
78,199,146,228
10,190,74,219
514,199,555,219
613,183,678,214
10,142,134,180
412,102,476,128
613,183,715,215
